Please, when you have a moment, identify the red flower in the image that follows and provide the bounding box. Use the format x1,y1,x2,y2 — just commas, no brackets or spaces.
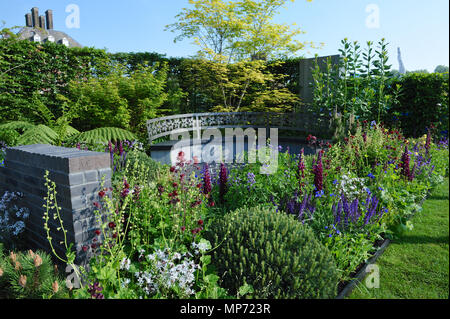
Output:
181,226,186,232
112,233,118,239
108,222,116,229
170,166,176,173
198,219,204,226
173,182,178,188
94,230,101,236
82,246,88,252
98,190,106,198
93,202,101,209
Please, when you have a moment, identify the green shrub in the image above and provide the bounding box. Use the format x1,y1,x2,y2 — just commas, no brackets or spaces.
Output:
206,205,339,299
384,72,449,137
0,248,68,299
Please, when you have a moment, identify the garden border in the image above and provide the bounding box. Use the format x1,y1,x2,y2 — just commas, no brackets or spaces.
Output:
336,193,430,299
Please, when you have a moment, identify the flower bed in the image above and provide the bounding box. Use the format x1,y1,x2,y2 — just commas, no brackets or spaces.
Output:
0,122,448,299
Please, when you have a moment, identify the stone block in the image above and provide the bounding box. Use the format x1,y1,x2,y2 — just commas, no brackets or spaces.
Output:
0,144,111,266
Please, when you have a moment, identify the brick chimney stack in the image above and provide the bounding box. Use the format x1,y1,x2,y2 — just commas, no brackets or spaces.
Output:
45,10,53,30
39,15,46,29
31,7,39,28
25,13,32,27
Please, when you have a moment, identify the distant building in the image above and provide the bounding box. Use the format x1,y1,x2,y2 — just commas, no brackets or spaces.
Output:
16,7,82,48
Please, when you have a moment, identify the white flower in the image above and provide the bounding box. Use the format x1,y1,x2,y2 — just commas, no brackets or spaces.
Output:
120,258,131,271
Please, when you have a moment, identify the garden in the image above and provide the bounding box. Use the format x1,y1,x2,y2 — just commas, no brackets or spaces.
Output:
0,0,449,300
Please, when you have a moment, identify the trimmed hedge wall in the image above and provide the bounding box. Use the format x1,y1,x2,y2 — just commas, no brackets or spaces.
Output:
384,72,449,138
1,37,448,138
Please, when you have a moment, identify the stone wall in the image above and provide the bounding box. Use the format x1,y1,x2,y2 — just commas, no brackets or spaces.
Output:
0,144,111,265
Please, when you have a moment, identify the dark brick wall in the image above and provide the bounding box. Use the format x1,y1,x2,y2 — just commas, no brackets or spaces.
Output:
0,144,111,265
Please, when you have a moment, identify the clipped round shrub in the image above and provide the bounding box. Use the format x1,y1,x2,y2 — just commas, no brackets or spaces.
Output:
206,205,339,299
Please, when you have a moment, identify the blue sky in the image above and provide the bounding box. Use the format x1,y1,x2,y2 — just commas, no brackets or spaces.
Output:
1,0,448,72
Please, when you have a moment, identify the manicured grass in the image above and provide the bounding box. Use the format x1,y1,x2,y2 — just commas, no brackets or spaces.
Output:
349,178,449,299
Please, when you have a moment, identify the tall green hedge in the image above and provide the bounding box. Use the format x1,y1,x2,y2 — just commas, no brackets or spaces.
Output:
1,36,447,138
383,72,449,137
0,37,110,123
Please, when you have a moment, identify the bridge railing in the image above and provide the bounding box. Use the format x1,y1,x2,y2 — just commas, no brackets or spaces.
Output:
146,112,332,143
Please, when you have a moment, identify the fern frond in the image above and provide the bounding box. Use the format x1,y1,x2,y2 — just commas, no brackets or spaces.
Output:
71,127,136,144
65,125,80,137
0,121,35,132
16,124,58,145
32,94,55,126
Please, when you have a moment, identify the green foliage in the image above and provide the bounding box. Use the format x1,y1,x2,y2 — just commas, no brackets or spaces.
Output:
123,149,165,181
166,0,313,62
206,205,339,299
312,38,401,130
312,38,399,140
0,36,110,124
383,72,449,137
0,248,68,299
65,63,170,137
71,127,136,145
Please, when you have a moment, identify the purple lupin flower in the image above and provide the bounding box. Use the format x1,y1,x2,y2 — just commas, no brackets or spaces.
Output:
202,163,212,195
119,141,124,156
312,152,323,192
297,148,306,179
298,192,309,221
219,163,228,203
400,145,410,180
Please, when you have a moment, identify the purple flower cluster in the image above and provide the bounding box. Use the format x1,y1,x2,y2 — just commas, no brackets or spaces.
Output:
219,163,228,203
400,145,411,180
283,191,315,222
332,193,384,229
312,152,323,192
202,163,212,195
247,172,256,189
297,148,306,179
88,282,104,299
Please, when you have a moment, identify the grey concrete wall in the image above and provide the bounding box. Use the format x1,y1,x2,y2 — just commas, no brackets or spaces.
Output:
299,54,340,105
0,144,111,265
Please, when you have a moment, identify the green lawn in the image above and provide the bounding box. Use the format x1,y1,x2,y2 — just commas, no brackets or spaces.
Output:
349,178,449,299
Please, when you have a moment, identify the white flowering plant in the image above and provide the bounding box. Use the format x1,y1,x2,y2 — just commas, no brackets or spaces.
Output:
0,191,30,250
114,238,227,299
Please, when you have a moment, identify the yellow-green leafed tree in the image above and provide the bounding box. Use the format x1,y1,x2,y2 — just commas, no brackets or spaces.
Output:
166,0,312,112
